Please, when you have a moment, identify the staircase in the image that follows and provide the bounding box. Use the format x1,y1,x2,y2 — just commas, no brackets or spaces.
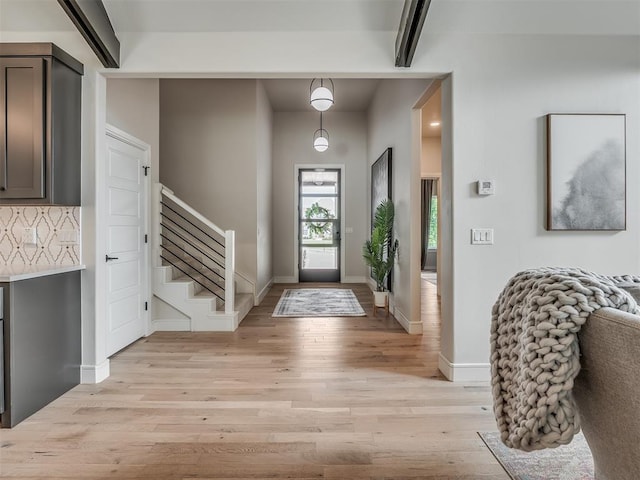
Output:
152,184,254,331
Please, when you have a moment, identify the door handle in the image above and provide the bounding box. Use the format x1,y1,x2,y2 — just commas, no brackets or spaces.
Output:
105,255,119,262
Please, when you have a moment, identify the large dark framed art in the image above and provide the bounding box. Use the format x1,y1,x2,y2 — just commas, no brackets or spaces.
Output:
546,114,626,231
371,147,392,228
370,147,392,290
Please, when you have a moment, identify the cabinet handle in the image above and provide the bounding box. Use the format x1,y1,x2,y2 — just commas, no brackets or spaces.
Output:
105,255,119,262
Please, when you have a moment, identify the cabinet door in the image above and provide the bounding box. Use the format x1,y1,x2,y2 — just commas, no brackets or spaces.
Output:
0,58,45,199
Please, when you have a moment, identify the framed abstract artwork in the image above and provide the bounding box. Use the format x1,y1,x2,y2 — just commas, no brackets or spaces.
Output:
546,114,626,231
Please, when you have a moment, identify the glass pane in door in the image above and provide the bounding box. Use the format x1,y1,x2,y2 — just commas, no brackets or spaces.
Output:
301,247,338,270
299,169,341,282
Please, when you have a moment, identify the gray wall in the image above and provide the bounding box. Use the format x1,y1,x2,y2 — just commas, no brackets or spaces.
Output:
106,79,160,183
272,111,368,282
368,79,433,330
256,81,273,298
159,79,259,283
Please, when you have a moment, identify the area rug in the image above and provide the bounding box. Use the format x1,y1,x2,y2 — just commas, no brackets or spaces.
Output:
478,431,594,480
272,288,366,317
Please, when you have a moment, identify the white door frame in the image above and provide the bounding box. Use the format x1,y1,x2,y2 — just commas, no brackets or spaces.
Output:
97,124,152,358
293,164,346,283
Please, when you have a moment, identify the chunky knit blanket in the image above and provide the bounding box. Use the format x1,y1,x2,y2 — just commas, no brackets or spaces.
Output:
490,267,640,451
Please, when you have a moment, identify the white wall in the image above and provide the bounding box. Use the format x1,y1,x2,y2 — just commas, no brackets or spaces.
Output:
159,79,258,282
368,80,433,334
434,35,640,378
272,111,368,282
256,81,274,299
106,79,160,183
421,137,441,178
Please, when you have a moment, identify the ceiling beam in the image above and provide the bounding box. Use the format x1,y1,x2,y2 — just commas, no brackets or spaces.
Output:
395,0,432,68
57,0,120,68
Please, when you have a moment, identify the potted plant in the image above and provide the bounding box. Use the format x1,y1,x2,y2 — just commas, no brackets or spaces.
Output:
363,199,398,308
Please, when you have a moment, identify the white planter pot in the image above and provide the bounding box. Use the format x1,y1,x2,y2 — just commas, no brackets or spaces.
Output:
373,291,388,308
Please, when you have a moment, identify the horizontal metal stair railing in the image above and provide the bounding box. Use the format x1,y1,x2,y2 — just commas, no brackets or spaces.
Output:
155,184,235,314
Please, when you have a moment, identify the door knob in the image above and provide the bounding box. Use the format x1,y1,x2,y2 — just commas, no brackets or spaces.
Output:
105,255,119,262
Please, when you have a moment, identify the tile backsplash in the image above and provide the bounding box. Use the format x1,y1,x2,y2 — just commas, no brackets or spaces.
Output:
0,206,81,266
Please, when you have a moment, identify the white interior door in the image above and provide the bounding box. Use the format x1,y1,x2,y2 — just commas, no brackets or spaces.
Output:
105,130,148,356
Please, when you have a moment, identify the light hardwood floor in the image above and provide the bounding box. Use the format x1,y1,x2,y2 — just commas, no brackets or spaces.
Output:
0,283,506,480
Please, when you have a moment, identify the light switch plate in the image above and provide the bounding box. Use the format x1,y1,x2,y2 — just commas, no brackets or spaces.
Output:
22,227,37,246
57,230,79,245
471,228,494,245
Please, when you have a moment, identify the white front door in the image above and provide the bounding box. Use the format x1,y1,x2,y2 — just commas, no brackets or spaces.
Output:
105,128,149,356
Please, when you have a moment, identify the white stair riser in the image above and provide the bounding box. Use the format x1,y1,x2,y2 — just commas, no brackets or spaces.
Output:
153,266,253,332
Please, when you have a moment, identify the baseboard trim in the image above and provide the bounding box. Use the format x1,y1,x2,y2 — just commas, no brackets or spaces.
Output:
81,359,110,384
192,312,240,332
394,307,423,335
365,278,377,292
342,276,367,283
152,319,191,331
438,353,490,382
274,276,296,284
256,279,273,305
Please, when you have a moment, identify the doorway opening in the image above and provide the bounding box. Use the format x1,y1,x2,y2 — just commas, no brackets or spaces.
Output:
298,168,341,282
420,83,442,284
417,80,444,334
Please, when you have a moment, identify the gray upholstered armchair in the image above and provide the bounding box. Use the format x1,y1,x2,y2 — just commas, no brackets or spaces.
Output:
573,306,640,479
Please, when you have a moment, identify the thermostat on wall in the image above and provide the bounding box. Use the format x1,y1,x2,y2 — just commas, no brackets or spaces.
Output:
477,180,495,195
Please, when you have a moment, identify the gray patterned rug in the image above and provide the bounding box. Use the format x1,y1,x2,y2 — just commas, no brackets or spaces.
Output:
272,288,366,317
479,431,594,480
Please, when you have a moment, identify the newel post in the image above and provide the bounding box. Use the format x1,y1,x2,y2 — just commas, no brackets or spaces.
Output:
224,230,235,314
153,183,164,268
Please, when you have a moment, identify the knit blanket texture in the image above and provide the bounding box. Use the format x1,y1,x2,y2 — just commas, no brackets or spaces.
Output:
490,267,640,451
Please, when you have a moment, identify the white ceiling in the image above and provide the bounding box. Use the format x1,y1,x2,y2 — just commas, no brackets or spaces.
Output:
102,0,404,33
0,0,403,33
262,79,380,112
2,0,637,35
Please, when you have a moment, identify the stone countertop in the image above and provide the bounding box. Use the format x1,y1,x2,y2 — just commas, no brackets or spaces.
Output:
0,264,85,282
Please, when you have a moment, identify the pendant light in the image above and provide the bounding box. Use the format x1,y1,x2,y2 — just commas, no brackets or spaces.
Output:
310,78,334,112
313,112,329,152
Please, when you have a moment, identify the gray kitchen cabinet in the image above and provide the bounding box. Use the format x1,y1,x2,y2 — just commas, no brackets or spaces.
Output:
0,270,82,428
0,43,83,205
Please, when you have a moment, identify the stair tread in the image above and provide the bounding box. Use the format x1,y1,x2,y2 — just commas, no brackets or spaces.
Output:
174,275,223,288
167,278,193,284
194,290,221,298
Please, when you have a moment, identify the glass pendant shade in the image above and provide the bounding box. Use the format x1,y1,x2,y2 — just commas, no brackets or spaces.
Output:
310,79,334,111
313,129,329,152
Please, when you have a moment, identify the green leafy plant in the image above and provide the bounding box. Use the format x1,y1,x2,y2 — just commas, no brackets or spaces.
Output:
304,202,334,237
363,199,398,292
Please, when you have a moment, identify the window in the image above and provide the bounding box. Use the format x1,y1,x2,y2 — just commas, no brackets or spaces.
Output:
428,195,438,250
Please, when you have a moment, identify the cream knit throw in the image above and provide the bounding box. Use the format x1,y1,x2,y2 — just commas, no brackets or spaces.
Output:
490,267,640,451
